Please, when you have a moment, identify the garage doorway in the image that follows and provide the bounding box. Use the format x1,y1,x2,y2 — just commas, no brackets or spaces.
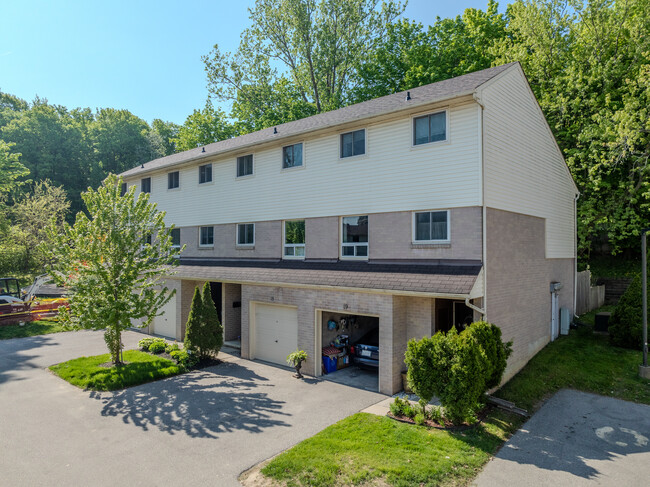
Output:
318,311,379,392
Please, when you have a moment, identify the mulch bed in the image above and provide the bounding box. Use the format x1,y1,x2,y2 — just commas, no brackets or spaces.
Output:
387,405,492,431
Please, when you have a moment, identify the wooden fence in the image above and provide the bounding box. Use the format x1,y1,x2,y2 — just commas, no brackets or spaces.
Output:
575,270,605,315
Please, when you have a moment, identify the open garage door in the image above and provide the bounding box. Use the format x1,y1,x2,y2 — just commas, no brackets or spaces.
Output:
253,303,298,366
153,296,176,339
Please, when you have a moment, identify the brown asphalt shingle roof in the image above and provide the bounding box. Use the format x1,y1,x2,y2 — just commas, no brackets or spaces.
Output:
121,63,516,178
171,261,480,295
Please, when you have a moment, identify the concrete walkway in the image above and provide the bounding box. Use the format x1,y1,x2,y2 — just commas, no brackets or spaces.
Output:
474,389,650,486
0,330,384,486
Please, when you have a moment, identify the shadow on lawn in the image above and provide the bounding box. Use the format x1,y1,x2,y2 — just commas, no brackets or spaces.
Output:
90,360,291,439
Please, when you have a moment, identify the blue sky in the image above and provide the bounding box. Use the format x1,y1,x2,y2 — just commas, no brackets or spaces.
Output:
0,0,499,125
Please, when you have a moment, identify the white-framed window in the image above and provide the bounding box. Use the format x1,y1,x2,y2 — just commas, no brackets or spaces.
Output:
237,223,255,246
413,210,450,242
199,226,214,247
170,228,181,249
282,143,303,169
141,177,151,193
199,163,212,184
341,215,368,259
413,110,447,146
168,171,180,189
237,154,254,177
283,220,305,259
340,129,365,158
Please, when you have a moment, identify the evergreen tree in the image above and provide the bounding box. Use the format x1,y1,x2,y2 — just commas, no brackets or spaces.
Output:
184,286,203,356
201,282,223,358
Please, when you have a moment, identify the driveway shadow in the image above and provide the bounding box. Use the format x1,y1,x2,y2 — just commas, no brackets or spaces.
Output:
0,335,58,385
91,360,292,439
475,389,650,483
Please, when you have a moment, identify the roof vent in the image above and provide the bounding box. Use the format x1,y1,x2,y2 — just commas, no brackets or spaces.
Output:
202,147,206,153
141,163,145,169
273,127,278,134
406,91,411,101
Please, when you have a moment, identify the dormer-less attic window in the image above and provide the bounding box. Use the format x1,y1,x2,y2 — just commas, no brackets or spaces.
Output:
414,111,447,145
141,177,151,193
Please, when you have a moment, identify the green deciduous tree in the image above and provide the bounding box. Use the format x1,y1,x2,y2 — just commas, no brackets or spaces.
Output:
493,0,650,255
11,181,70,271
203,0,405,128
46,173,179,365
173,101,236,152
352,0,507,101
0,140,29,195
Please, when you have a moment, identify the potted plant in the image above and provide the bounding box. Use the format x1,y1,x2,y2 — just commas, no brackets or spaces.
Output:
286,350,308,378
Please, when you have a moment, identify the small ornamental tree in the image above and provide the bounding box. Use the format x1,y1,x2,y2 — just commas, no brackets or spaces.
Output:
184,286,203,356
201,282,223,358
45,173,181,365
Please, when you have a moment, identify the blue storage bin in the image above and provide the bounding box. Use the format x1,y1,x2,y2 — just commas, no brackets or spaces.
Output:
322,355,337,374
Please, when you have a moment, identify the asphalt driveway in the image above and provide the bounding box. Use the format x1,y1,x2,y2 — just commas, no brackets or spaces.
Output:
0,330,384,486
474,389,650,486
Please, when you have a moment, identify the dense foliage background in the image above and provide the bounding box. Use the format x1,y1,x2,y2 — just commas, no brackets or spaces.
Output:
1,0,648,280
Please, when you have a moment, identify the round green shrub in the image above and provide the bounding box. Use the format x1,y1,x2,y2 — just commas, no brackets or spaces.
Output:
404,321,512,425
609,274,646,349
148,340,166,354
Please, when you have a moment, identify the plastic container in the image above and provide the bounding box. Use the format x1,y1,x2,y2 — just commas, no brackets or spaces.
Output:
322,355,337,374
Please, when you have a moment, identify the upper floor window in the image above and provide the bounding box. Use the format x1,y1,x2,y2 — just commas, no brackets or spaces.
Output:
199,226,214,247
170,228,181,248
340,129,365,158
237,223,255,246
284,220,305,259
168,171,179,189
199,163,212,184
413,111,447,145
413,210,449,242
237,154,254,177
341,215,368,258
283,143,303,169
120,183,127,196
141,177,151,193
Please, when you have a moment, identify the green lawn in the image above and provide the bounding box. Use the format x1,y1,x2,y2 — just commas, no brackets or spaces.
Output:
260,316,650,487
50,350,183,391
495,325,650,411
0,319,67,340
261,410,519,487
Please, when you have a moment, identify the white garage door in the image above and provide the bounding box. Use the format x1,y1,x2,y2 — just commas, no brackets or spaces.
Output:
153,295,177,339
253,303,298,366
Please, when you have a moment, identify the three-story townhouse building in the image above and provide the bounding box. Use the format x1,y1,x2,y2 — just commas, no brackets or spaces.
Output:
120,62,578,395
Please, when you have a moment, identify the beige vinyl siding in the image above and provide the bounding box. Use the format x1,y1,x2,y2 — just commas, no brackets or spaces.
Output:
130,103,481,227
480,65,577,259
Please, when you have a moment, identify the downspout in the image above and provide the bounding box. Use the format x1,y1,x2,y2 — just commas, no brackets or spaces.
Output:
573,192,580,317
473,92,487,318
465,296,485,316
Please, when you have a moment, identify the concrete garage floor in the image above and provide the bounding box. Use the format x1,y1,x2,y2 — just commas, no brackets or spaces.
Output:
0,330,384,487
321,365,379,392
474,389,650,487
